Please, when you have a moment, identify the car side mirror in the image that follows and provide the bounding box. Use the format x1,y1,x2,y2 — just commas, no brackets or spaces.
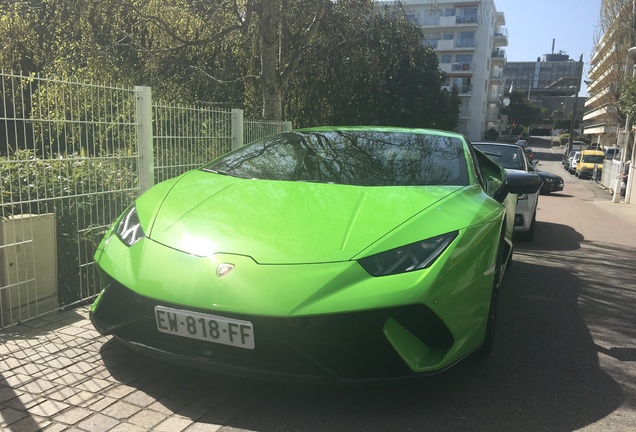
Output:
493,171,542,203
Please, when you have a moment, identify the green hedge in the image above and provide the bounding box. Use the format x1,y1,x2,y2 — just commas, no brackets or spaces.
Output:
1,149,138,305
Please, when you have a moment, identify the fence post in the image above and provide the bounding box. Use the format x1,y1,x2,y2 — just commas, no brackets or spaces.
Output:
231,109,244,151
136,86,154,192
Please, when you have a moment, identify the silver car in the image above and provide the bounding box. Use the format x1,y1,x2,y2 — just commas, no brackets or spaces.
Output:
567,151,581,174
472,142,541,241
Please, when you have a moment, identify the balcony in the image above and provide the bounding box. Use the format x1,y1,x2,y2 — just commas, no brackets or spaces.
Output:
493,27,508,47
495,11,505,26
487,91,503,102
456,15,478,25
455,39,477,49
458,85,473,95
491,49,506,64
490,71,505,83
486,108,500,121
583,104,612,122
451,62,474,73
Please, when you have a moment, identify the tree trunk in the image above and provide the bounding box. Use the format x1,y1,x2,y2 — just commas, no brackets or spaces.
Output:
258,0,283,120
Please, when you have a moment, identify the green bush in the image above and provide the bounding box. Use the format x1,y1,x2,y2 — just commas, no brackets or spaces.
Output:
1,149,139,305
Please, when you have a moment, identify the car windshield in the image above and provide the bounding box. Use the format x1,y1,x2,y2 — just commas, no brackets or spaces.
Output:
202,130,469,186
582,155,604,164
473,144,525,170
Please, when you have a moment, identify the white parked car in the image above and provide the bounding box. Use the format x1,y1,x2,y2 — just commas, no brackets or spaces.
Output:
567,151,581,174
472,141,541,241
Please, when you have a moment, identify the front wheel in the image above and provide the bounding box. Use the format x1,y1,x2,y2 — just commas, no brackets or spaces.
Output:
476,231,505,357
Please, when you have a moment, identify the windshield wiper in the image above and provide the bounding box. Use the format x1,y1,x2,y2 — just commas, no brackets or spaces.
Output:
203,168,233,176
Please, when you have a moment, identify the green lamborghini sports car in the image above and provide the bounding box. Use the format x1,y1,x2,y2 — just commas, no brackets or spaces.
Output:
90,127,541,383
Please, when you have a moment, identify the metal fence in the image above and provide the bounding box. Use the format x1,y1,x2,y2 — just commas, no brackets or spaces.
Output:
0,71,292,328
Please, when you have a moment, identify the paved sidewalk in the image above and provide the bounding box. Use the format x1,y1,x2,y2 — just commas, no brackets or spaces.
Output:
0,305,241,431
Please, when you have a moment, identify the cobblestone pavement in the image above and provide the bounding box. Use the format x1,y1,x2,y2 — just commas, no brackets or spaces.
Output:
0,305,242,431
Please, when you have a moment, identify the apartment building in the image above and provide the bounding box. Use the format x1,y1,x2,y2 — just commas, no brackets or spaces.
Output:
583,31,622,148
379,0,508,140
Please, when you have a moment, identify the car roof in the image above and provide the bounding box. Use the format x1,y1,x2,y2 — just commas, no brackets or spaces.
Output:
297,125,466,140
472,141,520,149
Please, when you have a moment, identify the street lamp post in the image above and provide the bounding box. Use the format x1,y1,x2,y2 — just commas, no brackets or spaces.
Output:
612,46,636,203
500,92,511,135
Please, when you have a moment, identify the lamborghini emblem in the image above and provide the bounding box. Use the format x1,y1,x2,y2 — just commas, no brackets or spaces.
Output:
216,263,235,278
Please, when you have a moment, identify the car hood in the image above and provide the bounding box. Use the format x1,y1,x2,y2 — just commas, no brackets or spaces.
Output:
143,170,467,264
537,170,561,180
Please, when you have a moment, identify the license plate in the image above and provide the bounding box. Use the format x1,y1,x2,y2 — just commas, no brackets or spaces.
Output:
155,306,255,349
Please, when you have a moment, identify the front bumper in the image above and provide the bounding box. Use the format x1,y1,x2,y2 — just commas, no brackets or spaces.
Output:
578,168,601,179
91,273,462,383
540,179,564,193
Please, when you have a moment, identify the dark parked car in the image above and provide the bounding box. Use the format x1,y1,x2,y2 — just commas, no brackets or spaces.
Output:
524,147,534,163
535,169,564,194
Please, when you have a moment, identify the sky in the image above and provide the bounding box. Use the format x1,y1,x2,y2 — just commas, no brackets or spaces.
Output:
493,0,603,96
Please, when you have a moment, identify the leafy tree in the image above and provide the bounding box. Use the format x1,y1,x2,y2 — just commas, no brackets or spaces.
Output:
0,0,459,129
0,0,331,120
285,1,460,129
500,91,541,130
620,75,636,120
484,128,499,140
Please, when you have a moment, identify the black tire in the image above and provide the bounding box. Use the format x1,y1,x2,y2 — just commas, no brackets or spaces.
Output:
476,230,506,357
518,211,536,242
506,244,513,270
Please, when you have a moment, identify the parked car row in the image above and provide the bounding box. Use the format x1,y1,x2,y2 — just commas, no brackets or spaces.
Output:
563,149,605,179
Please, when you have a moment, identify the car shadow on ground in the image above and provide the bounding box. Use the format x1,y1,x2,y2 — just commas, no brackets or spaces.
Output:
515,220,583,251
95,226,625,431
204,257,622,432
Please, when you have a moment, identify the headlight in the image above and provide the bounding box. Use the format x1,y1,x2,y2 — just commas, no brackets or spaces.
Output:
116,205,145,246
358,231,458,277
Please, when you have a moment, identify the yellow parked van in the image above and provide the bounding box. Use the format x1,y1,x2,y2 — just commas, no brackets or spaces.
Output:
576,150,605,179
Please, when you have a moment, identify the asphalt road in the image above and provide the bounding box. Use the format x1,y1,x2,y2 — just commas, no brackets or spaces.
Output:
76,138,634,432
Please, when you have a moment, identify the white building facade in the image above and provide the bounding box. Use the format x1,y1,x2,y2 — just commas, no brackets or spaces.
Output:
380,0,508,140
583,31,620,147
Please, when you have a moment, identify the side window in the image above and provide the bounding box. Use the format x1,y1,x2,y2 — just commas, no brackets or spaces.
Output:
465,141,486,190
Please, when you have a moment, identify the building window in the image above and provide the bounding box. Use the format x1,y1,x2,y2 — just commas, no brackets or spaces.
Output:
423,34,439,49
456,32,476,48
457,7,478,24
447,77,472,94
441,54,452,64
422,10,442,26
